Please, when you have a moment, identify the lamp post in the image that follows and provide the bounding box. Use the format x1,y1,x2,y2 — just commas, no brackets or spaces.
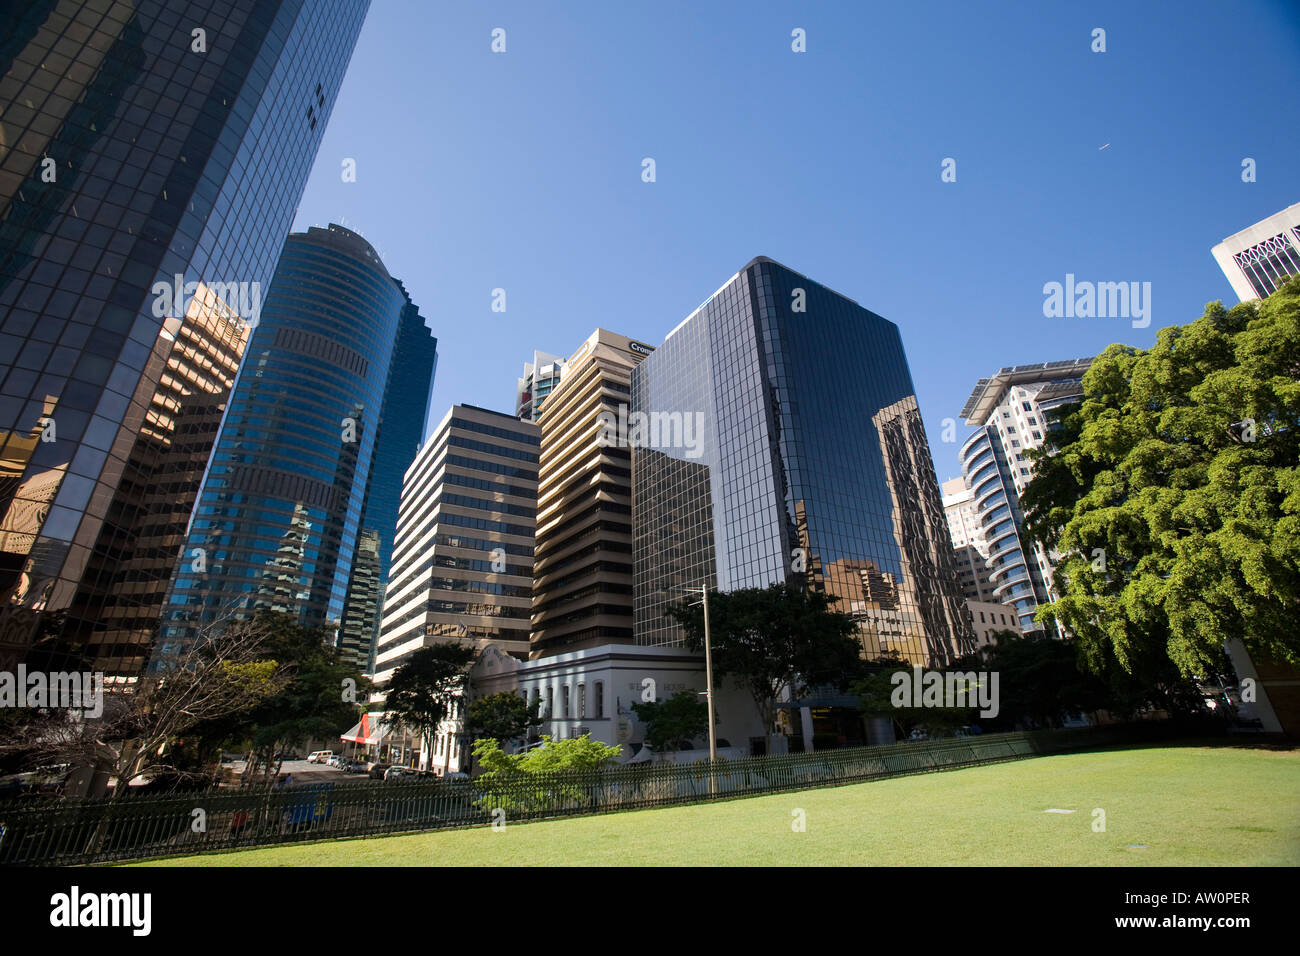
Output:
670,584,717,794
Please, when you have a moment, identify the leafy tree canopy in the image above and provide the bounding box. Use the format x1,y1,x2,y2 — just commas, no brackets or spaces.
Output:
664,583,863,735
631,689,710,752
184,611,368,773
471,734,623,813
1020,277,1300,678
467,690,542,745
383,642,477,749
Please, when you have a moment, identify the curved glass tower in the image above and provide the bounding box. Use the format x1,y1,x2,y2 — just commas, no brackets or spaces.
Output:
632,257,974,668
159,224,421,655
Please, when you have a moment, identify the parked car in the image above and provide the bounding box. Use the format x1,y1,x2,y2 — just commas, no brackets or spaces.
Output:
367,763,392,779
384,766,418,781
343,760,367,774
307,751,333,764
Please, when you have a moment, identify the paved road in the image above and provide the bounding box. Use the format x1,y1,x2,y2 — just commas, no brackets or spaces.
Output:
226,758,378,786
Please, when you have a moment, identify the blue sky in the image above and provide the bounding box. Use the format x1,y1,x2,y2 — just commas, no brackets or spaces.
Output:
291,0,1300,483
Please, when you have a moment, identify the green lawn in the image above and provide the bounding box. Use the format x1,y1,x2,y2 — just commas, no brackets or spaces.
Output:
139,743,1299,866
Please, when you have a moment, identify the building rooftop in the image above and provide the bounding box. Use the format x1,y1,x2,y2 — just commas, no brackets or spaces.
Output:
960,357,1093,424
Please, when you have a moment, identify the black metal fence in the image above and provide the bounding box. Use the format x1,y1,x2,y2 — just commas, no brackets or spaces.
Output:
0,724,1184,866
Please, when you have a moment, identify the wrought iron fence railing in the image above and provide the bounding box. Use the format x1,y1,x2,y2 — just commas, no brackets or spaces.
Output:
0,723,1188,866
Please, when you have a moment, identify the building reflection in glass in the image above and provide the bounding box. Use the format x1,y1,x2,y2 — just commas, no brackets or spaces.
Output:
632,257,974,668
0,2,368,671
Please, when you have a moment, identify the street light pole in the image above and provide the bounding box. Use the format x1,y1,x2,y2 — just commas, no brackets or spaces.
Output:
701,586,717,766
671,583,718,797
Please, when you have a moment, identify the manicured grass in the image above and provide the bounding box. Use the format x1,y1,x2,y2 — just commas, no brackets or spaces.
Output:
139,743,1299,866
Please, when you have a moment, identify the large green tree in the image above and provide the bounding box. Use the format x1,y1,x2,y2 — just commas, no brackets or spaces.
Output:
1020,277,1300,680
177,611,368,784
631,689,710,752
467,691,542,746
472,734,622,813
383,643,478,768
664,583,863,737
852,653,974,737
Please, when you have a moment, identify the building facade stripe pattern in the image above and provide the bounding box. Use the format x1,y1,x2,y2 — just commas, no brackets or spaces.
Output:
529,329,649,660
373,404,539,684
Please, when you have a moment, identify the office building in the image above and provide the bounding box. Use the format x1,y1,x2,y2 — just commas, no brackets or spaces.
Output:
529,329,652,660
515,350,566,423
0,0,368,671
1211,202,1300,302
959,358,1092,632
942,476,993,602
966,598,1021,647
337,528,381,668
633,257,976,670
157,224,416,656
373,404,539,685
340,282,437,669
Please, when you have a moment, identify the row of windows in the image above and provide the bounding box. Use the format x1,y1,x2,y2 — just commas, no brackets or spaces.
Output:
531,681,605,720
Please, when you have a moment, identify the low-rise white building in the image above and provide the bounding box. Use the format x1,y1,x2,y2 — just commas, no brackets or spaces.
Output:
457,642,764,763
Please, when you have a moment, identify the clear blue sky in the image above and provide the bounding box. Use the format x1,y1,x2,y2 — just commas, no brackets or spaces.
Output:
291,0,1300,483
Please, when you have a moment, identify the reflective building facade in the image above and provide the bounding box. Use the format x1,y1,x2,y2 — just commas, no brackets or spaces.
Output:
340,282,438,670
158,224,415,656
633,257,974,667
0,0,368,671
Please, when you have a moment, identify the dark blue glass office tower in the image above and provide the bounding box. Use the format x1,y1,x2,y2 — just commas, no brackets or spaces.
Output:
158,224,434,659
632,257,975,668
339,281,438,670
0,1,369,673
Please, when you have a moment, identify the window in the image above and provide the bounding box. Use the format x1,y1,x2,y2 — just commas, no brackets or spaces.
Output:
595,681,604,718
1011,439,1020,448
1002,411,1011,419
1022,402,1032,411
577,683,586,719
1031,430,1041,440
1027,416,1038,425
979,611,986,622
561,685,570,718
543,686,552,717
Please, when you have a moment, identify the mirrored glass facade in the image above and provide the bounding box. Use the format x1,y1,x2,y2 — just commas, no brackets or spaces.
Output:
341,280,437,670
158,224,409,657
633,257,975,667
0,0,369,671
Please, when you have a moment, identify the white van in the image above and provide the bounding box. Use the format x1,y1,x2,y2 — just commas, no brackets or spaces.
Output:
307,750,334,764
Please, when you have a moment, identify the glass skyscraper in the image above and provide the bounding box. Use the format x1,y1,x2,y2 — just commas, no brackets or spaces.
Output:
632,257,975,668
0,0,369,673
340,280,438,670
158,223,431,658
